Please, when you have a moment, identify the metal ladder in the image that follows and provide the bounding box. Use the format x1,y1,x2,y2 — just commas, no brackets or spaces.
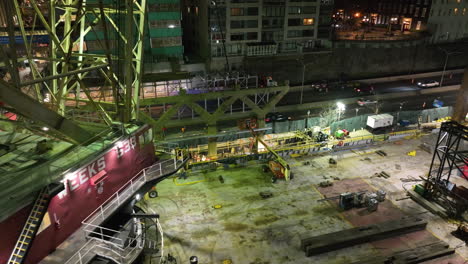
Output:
8,187,51,264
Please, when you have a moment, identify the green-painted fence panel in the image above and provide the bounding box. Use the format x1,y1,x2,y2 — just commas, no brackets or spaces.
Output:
149,28,182,37
151,46,184,55
148,12,181,20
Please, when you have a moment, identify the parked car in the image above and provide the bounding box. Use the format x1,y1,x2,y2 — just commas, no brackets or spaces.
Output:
265,112,290,123
357,98,378,106
354,84,375,95
417,80,439,88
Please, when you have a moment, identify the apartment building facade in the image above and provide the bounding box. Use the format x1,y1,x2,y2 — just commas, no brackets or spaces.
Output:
183,0,333,71
369,0,432,31
427,0,468,43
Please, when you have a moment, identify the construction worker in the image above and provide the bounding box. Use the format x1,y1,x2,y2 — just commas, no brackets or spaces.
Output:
181,126,186,134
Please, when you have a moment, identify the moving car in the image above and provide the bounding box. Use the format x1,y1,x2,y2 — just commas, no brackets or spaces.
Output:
357,98,378,106
354,85,375,95
417,80,439,88
265,112,290,123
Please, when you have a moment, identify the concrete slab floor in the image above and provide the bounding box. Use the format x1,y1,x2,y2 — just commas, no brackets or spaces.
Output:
142,135,467,264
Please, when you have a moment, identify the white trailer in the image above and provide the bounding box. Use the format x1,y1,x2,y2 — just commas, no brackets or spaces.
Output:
366,114,394,130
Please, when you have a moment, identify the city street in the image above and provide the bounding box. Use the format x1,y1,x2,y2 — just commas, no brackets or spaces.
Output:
168,70,463,125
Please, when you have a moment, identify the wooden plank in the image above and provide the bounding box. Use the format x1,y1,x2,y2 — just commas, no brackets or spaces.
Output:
301,217,427,256
351,241,455,264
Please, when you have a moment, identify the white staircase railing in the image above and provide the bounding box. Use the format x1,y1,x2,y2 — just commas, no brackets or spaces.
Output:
66,153,187,264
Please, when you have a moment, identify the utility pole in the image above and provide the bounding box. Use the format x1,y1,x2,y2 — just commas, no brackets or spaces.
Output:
297,59,314,105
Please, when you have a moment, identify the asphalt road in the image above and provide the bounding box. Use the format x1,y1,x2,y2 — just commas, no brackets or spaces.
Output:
278,72,463,106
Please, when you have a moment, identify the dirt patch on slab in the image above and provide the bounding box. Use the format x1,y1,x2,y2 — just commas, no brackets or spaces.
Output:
254,215,280,226
191,228,219,238
223,222,249,232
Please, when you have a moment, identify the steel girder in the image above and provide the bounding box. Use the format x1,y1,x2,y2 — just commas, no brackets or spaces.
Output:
0,79,94,144
138,86,290,131
0,0,147,143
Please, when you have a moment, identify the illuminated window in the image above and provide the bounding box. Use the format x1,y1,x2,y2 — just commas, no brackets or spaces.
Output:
454,8,458,15
195,6,198,15
463,8,467,15
231,8,244,16
303,18,314,25
416,20,422,30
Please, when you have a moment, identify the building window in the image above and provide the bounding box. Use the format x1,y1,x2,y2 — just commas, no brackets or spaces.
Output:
231,7,258,16
151,37,182,48
303,6,317,14
247,32,258,40
415,7,420,17
448,9,452,15
247,7,259,16
416,20,422,30
287,29,314,38
231,8,244,16
303,18,314,25
438,9,442,16
288,6,301,14
463,8,466,15
149,3,180,12
303,30,314,36
422,8,427,17
454,8,458,15
149,20,181,28
263,6,285,16
262,18,284,28
230,20,258,29
287,30,302,37
230,32,257,41
288,18,301,26
231,33,244,41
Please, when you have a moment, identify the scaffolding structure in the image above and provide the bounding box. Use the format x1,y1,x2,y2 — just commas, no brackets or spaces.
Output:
425,121,468,217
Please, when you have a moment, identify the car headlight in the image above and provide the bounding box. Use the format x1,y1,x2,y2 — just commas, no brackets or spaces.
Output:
417,82,421,85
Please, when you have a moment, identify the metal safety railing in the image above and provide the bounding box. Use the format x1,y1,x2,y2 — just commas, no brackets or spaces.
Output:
65,233,144,264
187,129,421,164
66,152,187,264
82,156,186,229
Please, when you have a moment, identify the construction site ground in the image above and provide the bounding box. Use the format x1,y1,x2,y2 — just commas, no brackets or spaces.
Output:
142,133,468,264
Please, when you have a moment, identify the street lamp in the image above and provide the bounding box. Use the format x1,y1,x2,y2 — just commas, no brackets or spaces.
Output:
337,102,346,120
439,47,462,87
297,59,314,105
397,102,404,121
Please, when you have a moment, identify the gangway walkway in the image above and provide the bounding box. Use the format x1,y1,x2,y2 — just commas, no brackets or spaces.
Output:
41,154,187,264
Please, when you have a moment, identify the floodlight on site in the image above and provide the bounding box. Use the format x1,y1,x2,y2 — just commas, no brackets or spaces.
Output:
337,102,346,111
